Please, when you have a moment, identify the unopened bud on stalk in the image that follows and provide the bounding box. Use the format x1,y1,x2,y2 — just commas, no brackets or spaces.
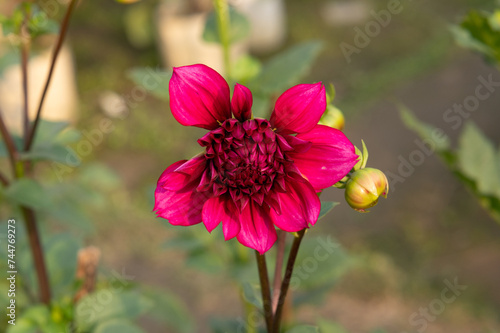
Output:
319,105,345,130
345,168,388,212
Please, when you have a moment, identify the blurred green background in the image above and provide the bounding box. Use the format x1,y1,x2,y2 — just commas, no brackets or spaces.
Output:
2,0,500,332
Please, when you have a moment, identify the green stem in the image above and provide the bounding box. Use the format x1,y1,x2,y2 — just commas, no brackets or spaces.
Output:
21,207,51,304
272,231,286,313
272,229,306,333
24,0,78,151
213,0,231,78
255,250,273,332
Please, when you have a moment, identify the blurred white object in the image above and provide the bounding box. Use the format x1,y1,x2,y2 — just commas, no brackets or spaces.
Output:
231,0,286,54
156,1,247,74
98,91,129,119
0,44,78,134
321,0,370,26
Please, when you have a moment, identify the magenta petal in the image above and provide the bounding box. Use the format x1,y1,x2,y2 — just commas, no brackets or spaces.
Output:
289,124,358,190
283,134,312,153
270,179,320,231
174,154,206,175
221,199,241,240
236,201,277,254
202,195,241,239
231,84,252,122
161,155,207,191
154,159,210,226
158,160,188,191
202,196,224,232
270,82,326,134
169,64,231,130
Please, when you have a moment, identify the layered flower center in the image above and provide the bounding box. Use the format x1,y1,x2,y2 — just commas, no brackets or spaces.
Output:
197,118,293,211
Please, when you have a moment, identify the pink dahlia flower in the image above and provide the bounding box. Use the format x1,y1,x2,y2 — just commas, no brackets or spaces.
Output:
155,64,358,254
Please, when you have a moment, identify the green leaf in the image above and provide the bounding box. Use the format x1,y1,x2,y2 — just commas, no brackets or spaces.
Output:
398,105,450,151
33,120,70,146
231,55,262,84
6,319,38,333
44,185,94,233
94,320,146,333
360,140,369,169
450,25,495,60
0,7,23,36
141,287,195,333
54,127,81,145
16,120,82,164
203,7,250,44
241,282,263,309
20,144,78,165
326,83,336,105
318,201,339,220
248,41,323,95
6,305,66,333
127,67,171,100
45,234,81,298
292,236,352,306
28,7,59,38
75,291,152,331
0,133,24,158
4,178,52,210
457,121,500,197
453,10,500,63
209,318,244,333
286,325,320,333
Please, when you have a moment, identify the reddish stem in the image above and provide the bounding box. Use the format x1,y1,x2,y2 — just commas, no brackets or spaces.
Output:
272,229,306,333
21,207,51,304
272,231,286,313
0,107,19,177
24,0,78,151
255,250,273,331
21,13,30,139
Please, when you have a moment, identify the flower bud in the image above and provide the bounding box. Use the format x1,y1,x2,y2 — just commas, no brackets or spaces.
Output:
345,168,388,212
319,105,345,130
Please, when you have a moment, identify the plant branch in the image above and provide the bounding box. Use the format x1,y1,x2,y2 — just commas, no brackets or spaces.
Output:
213,0,231,78
21,207,51,304
272,231,286,313
0,107,19,178
272,229,306,333
0,171,9,186
255,250,273,332
24,0,78,151
21,10,30,140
